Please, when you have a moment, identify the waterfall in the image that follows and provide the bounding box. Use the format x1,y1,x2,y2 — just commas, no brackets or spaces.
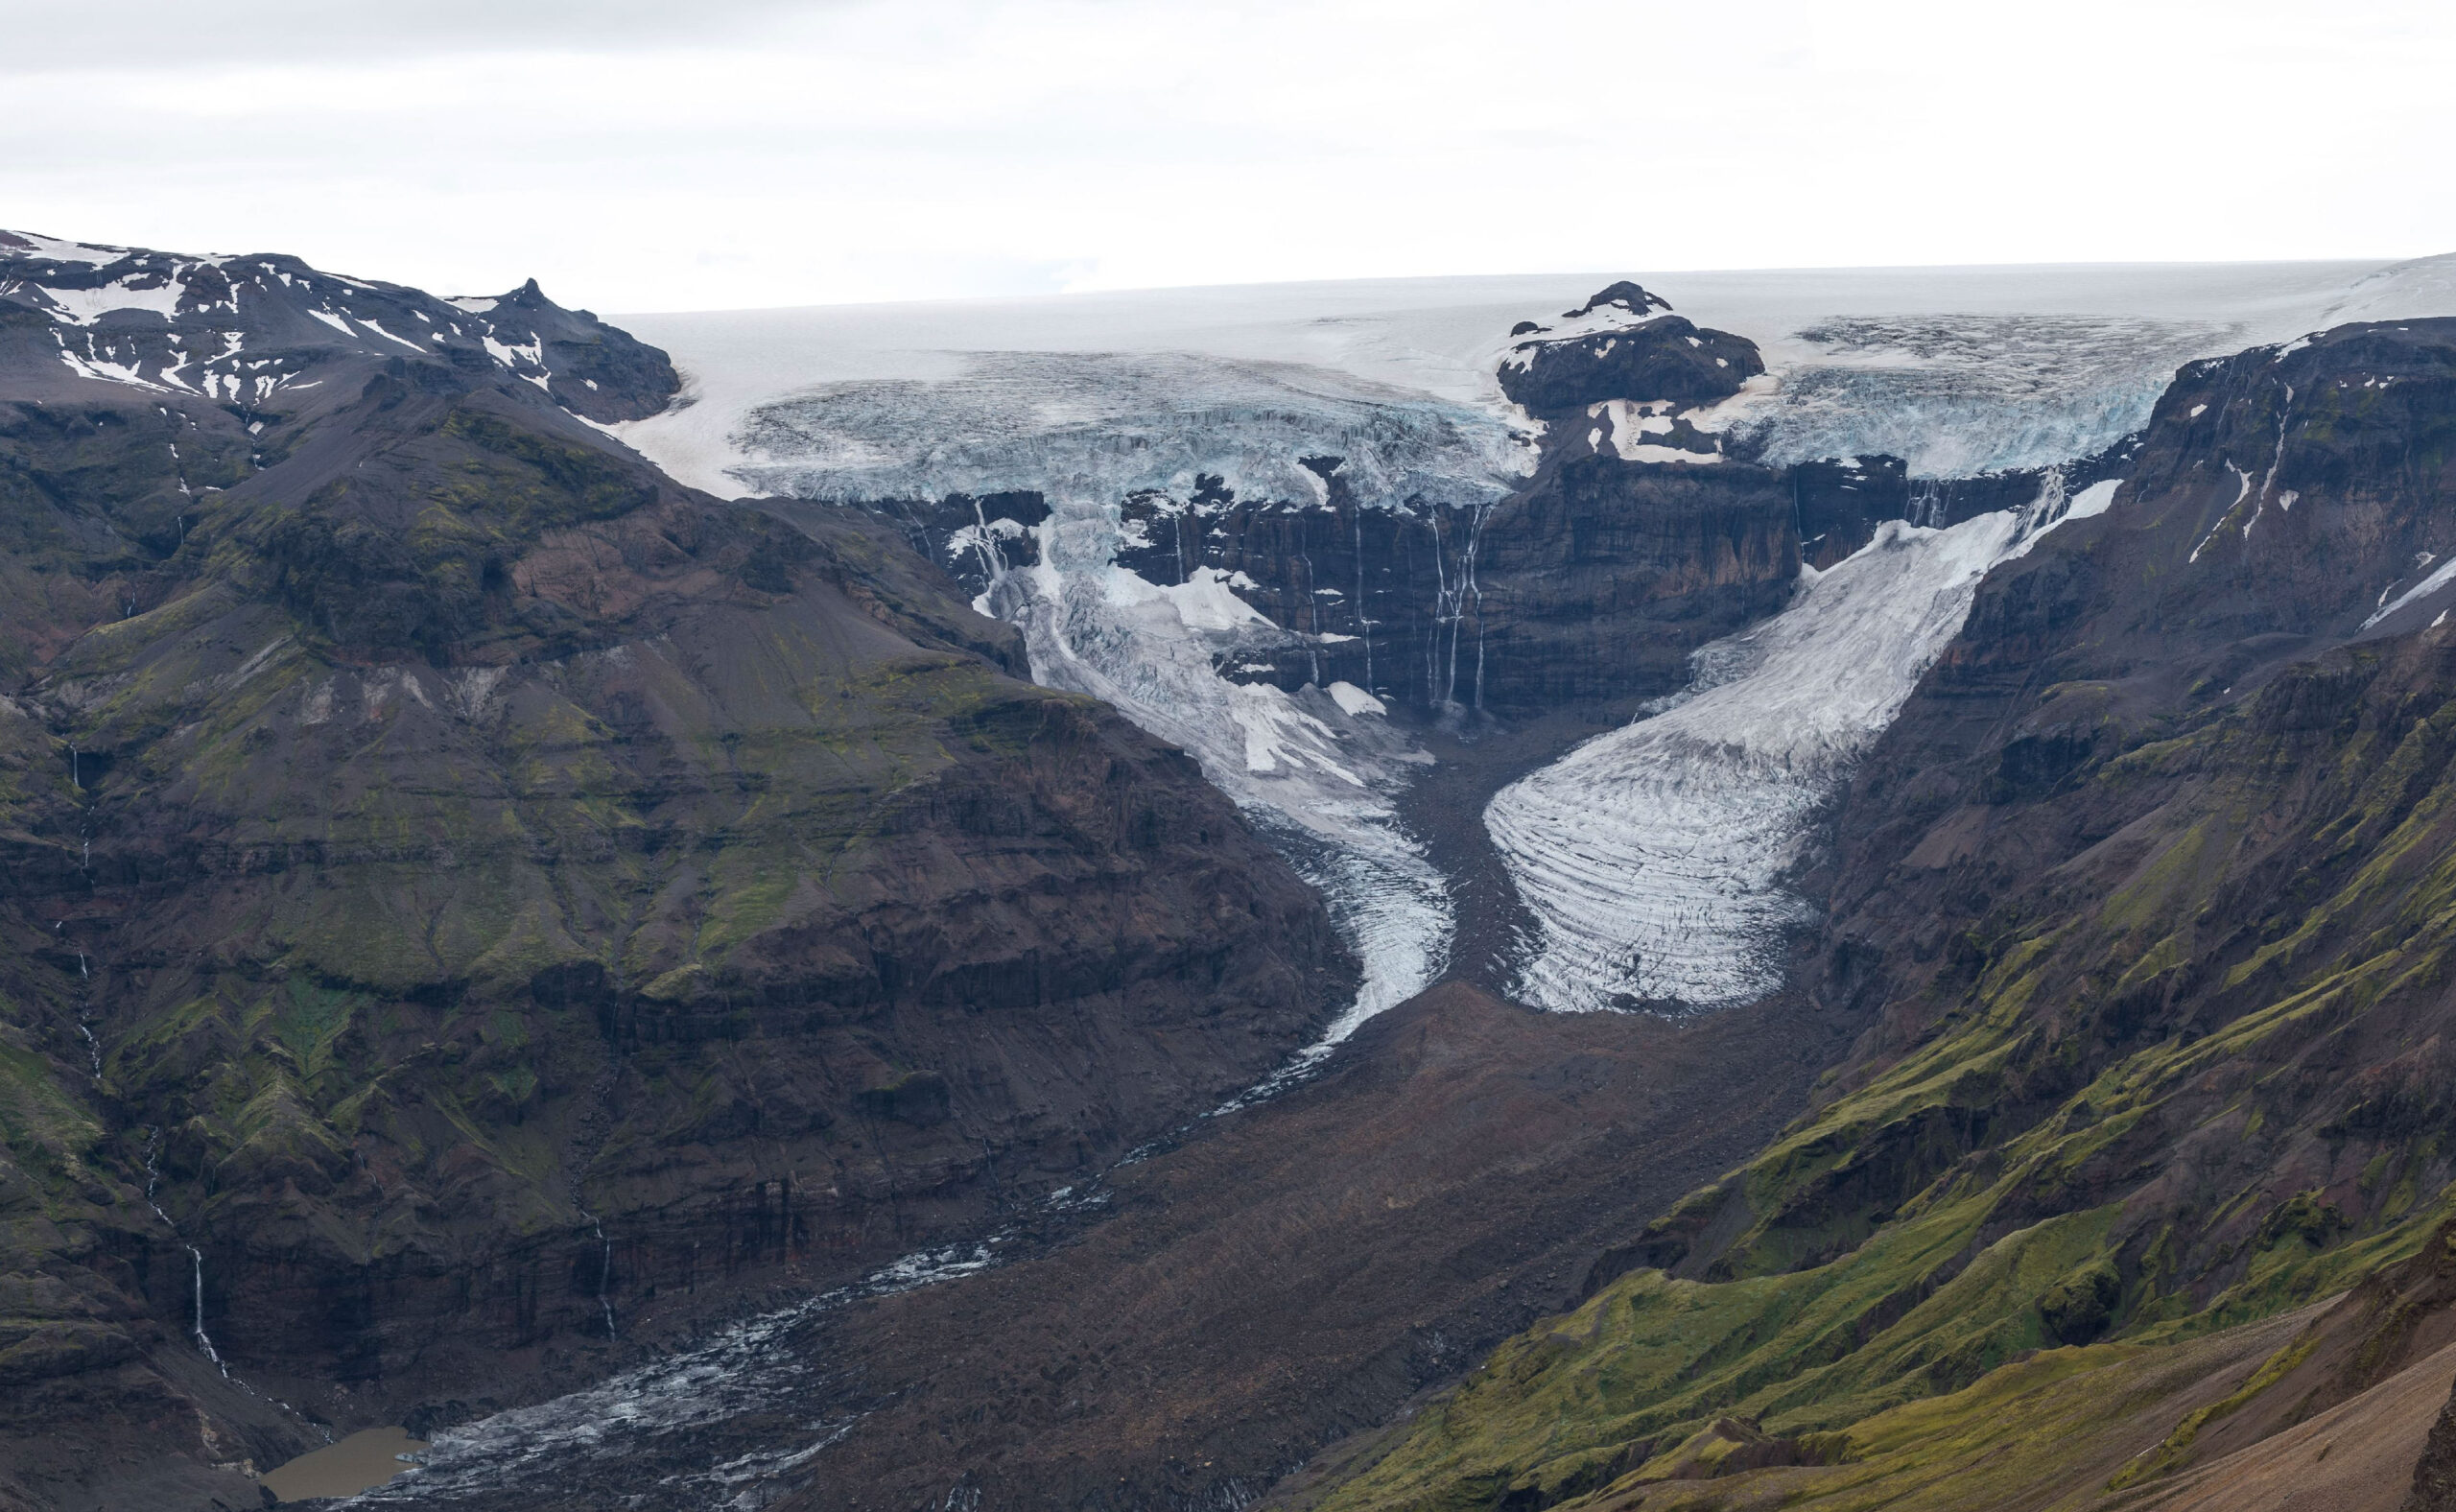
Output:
1297,546,1323,686
145,1129,175,1228
150,1134,232,1374
1423,503,1491,711
590,1218,617,1340
188,1246,228,1375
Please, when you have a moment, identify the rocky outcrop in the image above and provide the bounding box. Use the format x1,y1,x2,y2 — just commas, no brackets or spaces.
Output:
2408,1373,2456,1511
1498,313,1763,419
0,234,1349,1508
457,276,679,424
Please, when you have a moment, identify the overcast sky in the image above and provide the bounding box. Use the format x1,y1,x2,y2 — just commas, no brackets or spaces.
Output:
3,0,2450,312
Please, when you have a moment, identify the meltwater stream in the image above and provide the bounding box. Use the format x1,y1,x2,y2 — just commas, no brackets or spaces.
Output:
350,1189,1110,1508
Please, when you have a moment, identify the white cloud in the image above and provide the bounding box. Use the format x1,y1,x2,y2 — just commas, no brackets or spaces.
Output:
1,0,2449,311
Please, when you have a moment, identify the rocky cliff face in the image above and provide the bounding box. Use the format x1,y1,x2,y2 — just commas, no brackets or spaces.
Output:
0,233,1349,1510
1311,319,2456,1509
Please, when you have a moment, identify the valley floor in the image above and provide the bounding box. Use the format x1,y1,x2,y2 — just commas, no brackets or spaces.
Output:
390,980,1851,1511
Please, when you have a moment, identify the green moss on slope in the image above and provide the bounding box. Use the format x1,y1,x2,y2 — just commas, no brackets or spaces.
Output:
1326,641,2456,1511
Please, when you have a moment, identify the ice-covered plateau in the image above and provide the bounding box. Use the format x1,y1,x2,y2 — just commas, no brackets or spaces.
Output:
612,253,2456,1026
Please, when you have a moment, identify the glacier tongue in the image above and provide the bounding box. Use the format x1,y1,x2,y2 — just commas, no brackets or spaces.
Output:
1486,505,2037,1014
707,347,1528,1051
984,497,1452,1048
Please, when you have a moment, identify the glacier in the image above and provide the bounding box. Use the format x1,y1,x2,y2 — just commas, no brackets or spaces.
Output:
606,253,2456,1040
615,255,2456,494
1486,479,2105,1014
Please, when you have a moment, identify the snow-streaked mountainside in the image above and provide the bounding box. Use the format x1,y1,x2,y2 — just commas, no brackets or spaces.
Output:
0,226,675,424
607,254,2456,1024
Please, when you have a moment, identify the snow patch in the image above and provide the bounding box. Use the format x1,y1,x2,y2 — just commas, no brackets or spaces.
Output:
1152,566,1268,631
1616,443,1722,465
2064,478,2121,521
29,273,184,325
1,231,127,266
1328,681,1386,717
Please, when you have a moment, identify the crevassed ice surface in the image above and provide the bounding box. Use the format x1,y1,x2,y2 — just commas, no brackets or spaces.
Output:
1487,508,2032,1013
1721,313,2232,475
726,349,1525,513
616,255,2454,494
707,351,1527,1043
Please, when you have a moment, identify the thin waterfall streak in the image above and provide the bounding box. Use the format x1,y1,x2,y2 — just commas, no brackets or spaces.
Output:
188,1247,227,1374
591,1218,618,1340
1354,510,1374,694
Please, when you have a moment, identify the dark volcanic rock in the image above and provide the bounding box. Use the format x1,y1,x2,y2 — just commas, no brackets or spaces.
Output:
1562,280,1674,321
1498,315,1764,419
867,451,1805,720
0,233,1350,1509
